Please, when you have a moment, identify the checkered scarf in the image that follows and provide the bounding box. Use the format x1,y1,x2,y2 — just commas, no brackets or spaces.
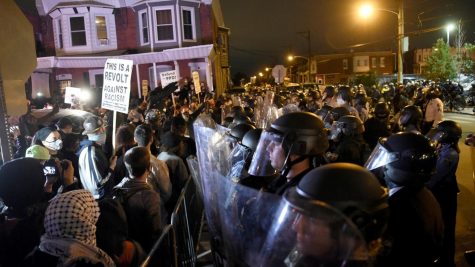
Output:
40,190,115,266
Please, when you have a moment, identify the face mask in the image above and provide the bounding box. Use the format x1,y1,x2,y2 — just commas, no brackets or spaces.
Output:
43,139,63,151
89,132,107,145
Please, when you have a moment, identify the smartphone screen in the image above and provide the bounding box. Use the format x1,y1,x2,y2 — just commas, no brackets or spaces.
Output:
43,166,57,176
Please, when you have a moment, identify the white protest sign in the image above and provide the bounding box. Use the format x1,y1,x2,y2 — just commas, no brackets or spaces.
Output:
160,70,178,88
192,71,201,94
101,58,133,114
64,86,81,104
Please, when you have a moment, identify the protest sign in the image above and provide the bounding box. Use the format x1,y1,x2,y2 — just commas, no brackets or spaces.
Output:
160,70,178,88
101,58,133,114
192,71,201,94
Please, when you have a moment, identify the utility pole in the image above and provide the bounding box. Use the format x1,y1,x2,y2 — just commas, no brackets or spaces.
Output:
397,0,404,83
298,30,311,83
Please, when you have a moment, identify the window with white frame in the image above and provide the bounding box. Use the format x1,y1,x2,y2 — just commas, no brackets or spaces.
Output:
95,16,108,45
380,57,385,68
155,8,174,41
70,16,86,46
372,57,377,68
139,11,149,44
182,7,195,41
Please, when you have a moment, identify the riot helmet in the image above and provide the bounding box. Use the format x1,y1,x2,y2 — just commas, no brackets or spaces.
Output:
248,112,328,177
316,105,334,129
427,120,462,146
398,105,422,130
330,115,364,141
257,163,388,266
330,106,350,122
229,123,256,142
241,128,263,152
373,102,390,120
365,132,437,186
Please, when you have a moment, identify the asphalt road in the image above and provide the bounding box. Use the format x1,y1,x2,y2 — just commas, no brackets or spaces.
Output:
444,110,475,267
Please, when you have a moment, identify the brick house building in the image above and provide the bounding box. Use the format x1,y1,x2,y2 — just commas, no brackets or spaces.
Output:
26,0,230,105
309,51,396,85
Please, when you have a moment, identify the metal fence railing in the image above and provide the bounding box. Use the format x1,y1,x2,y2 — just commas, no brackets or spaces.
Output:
141,156,207,267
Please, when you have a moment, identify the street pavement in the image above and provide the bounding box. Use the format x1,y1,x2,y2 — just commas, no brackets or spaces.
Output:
445,110,475,267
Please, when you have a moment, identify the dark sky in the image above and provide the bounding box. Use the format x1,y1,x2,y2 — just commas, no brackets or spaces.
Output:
221,0,475,76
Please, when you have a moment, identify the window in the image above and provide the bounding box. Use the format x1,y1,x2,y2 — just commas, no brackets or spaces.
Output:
70,17,86,46
380,57,385,68
357,60,361,67
95,16,108,45
140,11,149,44
155,9,174,41
372,57,377,68
343,59,348,70
57,20,63,48
418,55,422,62
364,59,368,66
182,8,195,40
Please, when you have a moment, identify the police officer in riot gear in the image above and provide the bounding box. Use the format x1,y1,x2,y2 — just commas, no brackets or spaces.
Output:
249,112,328,195
257,163,389,266
365,132,444,267
426,120,462,267
327,115,369,166
398,105,423,134
363,102,393,149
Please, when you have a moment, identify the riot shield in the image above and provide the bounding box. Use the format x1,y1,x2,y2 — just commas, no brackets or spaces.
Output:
193,115,280,266
226,143,252,183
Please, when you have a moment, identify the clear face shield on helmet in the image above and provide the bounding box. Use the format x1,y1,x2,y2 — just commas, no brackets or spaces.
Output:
252,193,368,267
364,140,400,171
329,121,344,141
248,131,283,177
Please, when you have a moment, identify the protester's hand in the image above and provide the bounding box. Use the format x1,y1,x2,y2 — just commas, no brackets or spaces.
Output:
60,160,74,186
109,155,117,171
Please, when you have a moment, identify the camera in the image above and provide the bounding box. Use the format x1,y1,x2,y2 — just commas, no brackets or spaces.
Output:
43,159,68,177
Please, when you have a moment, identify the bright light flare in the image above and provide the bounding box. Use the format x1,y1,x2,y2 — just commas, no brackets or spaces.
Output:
446,23,456,32
258,72,264,77
80,90,92,102
359,4,374,18
287,55,295,61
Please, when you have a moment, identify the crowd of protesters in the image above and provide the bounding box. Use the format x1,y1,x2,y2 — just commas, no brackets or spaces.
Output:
0,77,471,267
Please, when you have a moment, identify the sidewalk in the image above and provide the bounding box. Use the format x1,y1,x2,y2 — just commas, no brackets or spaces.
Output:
447,107,474,115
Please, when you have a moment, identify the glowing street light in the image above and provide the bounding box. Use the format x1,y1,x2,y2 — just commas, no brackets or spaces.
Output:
258,72,264,77
358,2,404,83
446,23,456,45
358,4,374,18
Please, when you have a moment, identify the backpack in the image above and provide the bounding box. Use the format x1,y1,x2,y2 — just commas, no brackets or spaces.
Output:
96,188,146,265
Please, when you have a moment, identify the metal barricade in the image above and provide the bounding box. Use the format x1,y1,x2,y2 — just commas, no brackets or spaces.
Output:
169,174,206,267
140,224,177,267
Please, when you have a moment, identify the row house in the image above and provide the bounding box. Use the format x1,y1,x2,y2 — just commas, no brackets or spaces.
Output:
309,51,396,85
27,0,230,105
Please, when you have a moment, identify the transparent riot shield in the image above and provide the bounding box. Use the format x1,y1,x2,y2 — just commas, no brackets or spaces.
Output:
193,115,280,266
226,143,253,183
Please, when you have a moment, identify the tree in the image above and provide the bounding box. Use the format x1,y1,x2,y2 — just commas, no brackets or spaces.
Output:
424,38,457,81
352,72,378,88
454,20,475,80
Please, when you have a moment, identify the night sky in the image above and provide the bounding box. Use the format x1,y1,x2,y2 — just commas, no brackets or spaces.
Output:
221,0,475,76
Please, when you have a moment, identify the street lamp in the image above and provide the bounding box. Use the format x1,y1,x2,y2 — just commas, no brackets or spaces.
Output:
446,23,455,45
359,1,404,84
288,55,309,83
